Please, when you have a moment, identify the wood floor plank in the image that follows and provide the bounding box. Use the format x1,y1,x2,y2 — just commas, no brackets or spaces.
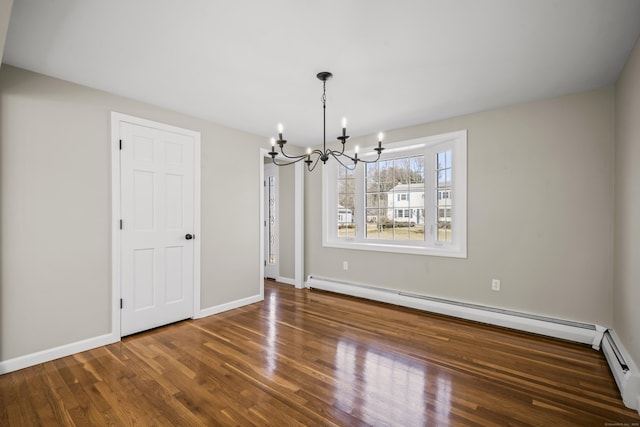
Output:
1,280,639,426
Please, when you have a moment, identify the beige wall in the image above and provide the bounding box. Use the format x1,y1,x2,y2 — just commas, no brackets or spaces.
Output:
306,87,615,327
614,37,640,364
0,0,12,65
0,65,265,361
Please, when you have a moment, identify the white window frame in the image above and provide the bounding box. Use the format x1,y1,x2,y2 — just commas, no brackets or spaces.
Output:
322,130,467,258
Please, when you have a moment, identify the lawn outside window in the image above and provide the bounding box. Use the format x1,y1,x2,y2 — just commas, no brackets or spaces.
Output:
323,130,467,258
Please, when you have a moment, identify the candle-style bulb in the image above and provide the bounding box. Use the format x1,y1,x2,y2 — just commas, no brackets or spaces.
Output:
277,123,283,134
307,147,311,154
355,145,359,154
378,132,384,142
270,137,275,147
342,117,347,129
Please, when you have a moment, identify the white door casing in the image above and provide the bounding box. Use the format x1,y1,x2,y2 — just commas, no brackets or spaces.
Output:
112,113,201,337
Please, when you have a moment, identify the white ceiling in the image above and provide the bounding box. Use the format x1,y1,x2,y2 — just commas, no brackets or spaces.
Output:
4,0,640,146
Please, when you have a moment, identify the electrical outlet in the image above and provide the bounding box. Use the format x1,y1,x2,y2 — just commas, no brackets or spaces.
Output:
491,279,501,291
343,261,349,270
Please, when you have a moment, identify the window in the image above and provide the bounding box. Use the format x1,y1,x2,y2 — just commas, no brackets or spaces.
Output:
395,208,411,218
323,130,467,257
337,166,356,238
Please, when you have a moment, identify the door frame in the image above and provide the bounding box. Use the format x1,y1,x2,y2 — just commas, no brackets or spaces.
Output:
111,112,201,338
263,162,279,280
260,149,304,289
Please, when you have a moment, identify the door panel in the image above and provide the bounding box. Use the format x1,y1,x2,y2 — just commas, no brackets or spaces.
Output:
165,246,184,302
120,122,195,336
165,174,183,228
134,171,155,230
133,248,155,310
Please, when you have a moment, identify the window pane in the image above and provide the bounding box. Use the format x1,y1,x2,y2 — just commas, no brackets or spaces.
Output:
366,163,380,192
365,154,425,242
394,219,410,240
337,165,355,238
337,179,348,195
366,193,380,208
395,157,411,184
366,208,381,239
410,208,425,241
410,157,424,183
437,152,446,170
436,149,452,243
379,159,395,191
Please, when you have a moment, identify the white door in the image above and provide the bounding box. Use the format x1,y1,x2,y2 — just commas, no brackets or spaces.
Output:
264,162,279,280
120,121,195,336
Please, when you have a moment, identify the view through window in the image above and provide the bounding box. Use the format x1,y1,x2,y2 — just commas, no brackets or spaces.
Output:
364,156,425,241
337,166,356,237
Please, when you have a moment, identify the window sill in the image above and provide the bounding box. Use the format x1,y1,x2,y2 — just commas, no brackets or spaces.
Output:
323,239,467,258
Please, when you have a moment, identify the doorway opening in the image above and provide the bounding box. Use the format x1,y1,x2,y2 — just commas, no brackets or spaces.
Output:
260,150,304,288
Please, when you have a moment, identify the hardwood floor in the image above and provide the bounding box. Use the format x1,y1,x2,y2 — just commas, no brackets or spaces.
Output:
1,280,639,426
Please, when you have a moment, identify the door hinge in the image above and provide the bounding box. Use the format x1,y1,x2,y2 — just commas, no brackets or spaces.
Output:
264,260,266,267
120,298,123,309
264,180,266,187
264,220,266,227
120,219,123,230
119,139,122,150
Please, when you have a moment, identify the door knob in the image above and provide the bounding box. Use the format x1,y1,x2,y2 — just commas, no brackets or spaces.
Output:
185,234,194,240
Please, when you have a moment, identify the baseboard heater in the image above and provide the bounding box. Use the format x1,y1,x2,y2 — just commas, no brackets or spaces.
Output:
601,330,640,412
305,275,605,349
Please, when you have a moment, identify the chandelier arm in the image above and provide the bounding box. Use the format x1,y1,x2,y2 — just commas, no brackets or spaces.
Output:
278,152,308,161
332,150,356,161
325,144,348,159
331,149,363,164
354,151,384,164
277,145,310,160
306,155,323,172
329,151,357,170
271,156,309,166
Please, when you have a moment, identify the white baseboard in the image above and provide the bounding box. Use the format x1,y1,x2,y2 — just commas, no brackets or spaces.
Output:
0,332,120,375
276,276,295,286
195,294,263,319
601,330,640,413
305,275,605,349
0,293,264,375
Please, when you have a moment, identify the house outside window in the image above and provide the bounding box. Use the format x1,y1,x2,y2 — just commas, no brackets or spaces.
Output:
395,208,412,218
323,130,467,258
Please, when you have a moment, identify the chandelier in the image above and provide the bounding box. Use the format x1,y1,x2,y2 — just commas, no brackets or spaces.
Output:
269,71,384,171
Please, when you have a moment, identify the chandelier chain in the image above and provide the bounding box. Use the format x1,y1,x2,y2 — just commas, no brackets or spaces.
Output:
321,80,327,107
